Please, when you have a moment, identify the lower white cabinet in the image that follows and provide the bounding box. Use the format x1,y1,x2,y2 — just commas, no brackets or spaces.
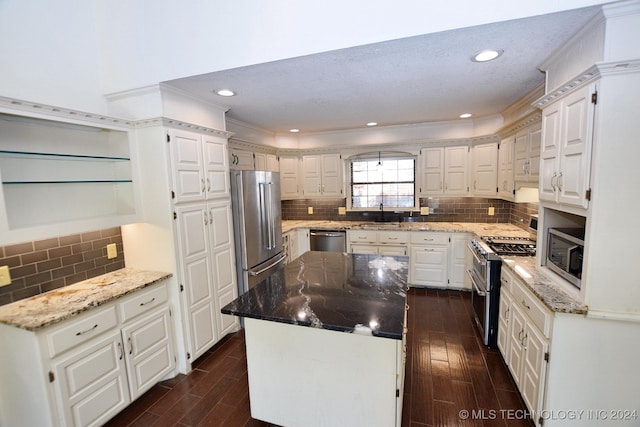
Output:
348,230,409,256
498,268,551,421
0,280,175,427
409,232,471,289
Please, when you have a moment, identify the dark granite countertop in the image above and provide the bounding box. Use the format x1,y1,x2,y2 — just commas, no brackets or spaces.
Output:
221,251,408,340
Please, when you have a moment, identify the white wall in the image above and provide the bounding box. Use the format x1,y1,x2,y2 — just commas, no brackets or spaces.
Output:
1,0,612,117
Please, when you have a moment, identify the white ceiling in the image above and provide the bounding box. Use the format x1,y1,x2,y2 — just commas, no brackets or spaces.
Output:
166,6,600,135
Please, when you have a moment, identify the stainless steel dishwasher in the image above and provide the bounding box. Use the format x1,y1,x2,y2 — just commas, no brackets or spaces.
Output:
309,230,346,252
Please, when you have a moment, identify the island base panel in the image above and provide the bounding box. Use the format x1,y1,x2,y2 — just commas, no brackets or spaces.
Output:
244,318,403,427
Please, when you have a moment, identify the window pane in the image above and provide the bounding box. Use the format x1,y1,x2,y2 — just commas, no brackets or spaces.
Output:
350,156,415,209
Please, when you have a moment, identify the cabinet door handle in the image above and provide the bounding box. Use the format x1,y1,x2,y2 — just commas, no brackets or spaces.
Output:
521,299,531,310
557,171,563,191
201,178,206,192
204,213,209,225
117,341,124,360
207,178,211,192
551,172,558,190
128,337,133,355
75,324,98,336
139,297,156,307
473,180,477,190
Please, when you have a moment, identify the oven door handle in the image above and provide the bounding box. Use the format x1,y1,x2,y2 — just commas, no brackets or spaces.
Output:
467,269,487,296
467,243,487,267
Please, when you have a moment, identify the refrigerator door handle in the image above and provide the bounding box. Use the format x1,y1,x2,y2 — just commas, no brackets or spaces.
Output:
267,182,275,250
248,253,286,276
259,182,272,250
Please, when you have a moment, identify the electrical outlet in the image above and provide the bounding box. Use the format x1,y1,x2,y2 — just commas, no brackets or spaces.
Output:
488,207,495,216
308,206,314,215
106,243,118,259
0,266,11,287
338,207,346,215
420,207,429,215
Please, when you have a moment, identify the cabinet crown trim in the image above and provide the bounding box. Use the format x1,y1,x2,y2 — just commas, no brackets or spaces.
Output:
134,117,233,137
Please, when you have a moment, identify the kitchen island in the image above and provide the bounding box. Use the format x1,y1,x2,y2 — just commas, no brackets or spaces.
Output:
222,251,408,427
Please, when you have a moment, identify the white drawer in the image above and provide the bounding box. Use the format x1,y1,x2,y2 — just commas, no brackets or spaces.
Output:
47,306,118,358
500,268,514,294
410,232,449,245
511,279,553,338
119,283,168,323
378,231,409,244
349,230,377,243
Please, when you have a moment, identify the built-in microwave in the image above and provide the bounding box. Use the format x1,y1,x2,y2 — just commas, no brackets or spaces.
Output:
546,227,585,289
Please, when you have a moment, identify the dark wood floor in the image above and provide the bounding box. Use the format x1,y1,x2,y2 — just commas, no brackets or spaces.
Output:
106,289,533,427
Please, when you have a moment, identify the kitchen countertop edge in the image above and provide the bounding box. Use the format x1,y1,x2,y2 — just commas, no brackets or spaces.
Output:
0,268,173,331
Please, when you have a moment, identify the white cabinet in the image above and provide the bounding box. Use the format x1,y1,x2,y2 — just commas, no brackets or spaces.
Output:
409,232,471,289
229,148,255,170
297,228,310,256
514,123,541,184
498,136,515,200
174,199,239,361
499,268,552,419
348,230,408,255
419,145,469,196
254,153,279,172
540,84,595,209
170,130,229,204
302,154,343,197
0,108,141,246
0,280,175,427
279,155,300,199
471,142,498,196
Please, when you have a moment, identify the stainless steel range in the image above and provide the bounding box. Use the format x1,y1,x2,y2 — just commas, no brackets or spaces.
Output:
467,236,537,347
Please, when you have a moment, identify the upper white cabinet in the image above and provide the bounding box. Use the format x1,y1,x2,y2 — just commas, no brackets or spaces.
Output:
514,123,541,184
539,84,595,209
302,153,343,198
254,152,279,172
498,136,515,200
279,155,300,200
0,109,141,245
229,148,255,170
471,142,498,197
419,145,469,196
170,130,229,203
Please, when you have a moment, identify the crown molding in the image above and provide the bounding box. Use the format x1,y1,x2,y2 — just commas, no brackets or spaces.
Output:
533,59,640,108
496,111,542,138
228,138,278,154
0,96,134,129
134,117,233,138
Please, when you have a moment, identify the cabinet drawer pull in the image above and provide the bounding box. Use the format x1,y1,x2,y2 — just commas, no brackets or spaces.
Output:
139,297,156,307
75,324,98,336
521,299,531,310
388,237,398,240
423,248,435,252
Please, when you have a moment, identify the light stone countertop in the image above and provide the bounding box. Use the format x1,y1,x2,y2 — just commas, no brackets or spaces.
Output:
281,220,532,237
0,268,172,331
282,220,586,314
501,256,587,314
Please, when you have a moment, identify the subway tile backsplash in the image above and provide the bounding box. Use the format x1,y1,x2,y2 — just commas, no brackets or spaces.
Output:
282,197,537,226
0,227,124,306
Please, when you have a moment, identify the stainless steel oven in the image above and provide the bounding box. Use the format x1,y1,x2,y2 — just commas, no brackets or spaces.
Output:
467,240,502,347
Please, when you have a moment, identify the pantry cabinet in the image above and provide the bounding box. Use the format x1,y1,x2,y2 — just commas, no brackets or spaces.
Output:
302,153,343,197
0,105,141,246
0,280,174,427
539,84,595,209
419,145,469,196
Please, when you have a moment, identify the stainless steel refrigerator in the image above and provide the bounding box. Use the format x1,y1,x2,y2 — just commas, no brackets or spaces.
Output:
230,170,284,295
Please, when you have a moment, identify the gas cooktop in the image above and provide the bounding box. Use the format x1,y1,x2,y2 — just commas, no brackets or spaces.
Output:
481,236,536,257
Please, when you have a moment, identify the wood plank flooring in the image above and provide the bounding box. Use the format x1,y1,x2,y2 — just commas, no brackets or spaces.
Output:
105,288,533,427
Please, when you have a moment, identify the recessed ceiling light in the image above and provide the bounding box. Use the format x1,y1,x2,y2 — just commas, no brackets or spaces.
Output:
472,49,504,62
366,122,378,127
289,128,300,133
215,89,236,97
460,113,473,118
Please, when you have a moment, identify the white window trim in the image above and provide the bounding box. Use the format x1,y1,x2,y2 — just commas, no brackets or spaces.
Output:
346,153,419,212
